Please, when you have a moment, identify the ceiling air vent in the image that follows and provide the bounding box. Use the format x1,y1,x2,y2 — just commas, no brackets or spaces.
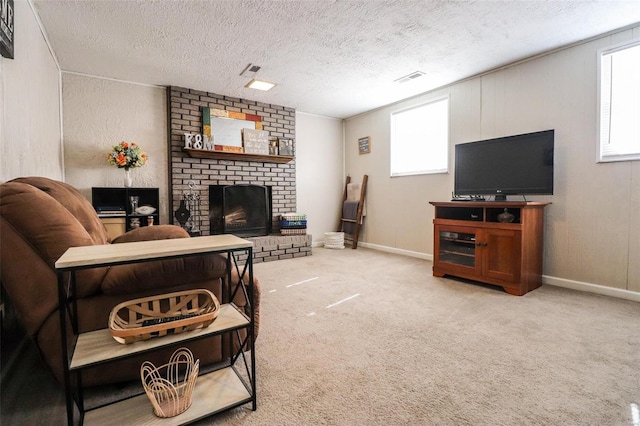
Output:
394,71,425,84
240,64,262,77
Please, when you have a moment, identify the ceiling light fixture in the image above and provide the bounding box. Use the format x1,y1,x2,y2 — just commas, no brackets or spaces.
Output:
245,79,276,91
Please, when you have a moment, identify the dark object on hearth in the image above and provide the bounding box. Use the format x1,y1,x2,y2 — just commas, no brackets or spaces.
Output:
175,199,190,226
178,180,202,236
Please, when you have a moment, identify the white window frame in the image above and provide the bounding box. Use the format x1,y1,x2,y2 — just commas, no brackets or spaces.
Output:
390,96,449,177
597,38,640,163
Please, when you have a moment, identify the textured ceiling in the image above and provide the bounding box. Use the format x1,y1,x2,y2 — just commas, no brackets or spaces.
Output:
33,0,640,119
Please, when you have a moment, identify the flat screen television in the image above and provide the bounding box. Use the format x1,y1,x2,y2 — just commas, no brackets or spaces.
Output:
454,129,554,201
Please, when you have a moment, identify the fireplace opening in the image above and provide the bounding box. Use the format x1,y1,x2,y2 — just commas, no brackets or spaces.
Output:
209,184,272,237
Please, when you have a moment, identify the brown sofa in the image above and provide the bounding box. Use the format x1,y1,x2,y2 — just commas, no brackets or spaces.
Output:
0,177,260,386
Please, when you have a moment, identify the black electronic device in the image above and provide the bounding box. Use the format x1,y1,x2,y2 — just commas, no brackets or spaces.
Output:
454,130,554,201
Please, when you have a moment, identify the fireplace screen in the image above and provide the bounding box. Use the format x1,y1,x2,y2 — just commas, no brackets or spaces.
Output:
209,184,272,237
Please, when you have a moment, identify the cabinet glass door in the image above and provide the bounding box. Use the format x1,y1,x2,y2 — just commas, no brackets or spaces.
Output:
439,230,476,268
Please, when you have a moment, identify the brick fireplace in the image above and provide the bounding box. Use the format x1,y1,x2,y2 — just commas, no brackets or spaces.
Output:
167,86,311,262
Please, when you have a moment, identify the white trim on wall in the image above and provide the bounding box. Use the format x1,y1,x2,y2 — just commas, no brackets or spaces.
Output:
62,70,165,89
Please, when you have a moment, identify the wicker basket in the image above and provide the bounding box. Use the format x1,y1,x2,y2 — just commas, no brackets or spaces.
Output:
324,232,345,249
141,347,199,418
109,289,220,344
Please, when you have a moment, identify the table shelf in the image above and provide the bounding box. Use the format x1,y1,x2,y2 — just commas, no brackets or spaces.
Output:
71,303,249,370
83,367,251,425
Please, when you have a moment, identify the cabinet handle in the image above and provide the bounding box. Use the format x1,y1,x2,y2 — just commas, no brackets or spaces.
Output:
476,242,488,247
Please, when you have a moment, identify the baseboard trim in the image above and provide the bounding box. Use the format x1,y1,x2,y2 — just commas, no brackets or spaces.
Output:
358,242,433,261
345,242,639,302
543,275,640,302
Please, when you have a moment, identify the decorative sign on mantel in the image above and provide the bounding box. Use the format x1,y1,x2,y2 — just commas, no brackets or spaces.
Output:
243,128,270,155
184,133,214,150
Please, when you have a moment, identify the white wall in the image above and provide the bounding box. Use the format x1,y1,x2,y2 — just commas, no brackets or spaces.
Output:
0,0,62,182
295,112,344,244
345,25,640,296
61,73,169,222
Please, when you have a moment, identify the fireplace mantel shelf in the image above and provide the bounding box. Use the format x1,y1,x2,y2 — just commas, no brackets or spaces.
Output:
183,148,294,164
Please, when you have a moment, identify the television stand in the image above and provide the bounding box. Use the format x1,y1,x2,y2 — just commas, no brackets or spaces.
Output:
429,201,550,296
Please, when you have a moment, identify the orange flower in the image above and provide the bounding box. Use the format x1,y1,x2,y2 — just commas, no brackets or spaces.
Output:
116,152,127,166
120,141,128,149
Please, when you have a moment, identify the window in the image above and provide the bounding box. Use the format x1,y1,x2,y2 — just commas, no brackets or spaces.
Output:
598,39,640,162
390,97,449,176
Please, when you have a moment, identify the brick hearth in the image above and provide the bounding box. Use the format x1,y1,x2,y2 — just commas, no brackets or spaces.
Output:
167,86,311,262
234,235,313,264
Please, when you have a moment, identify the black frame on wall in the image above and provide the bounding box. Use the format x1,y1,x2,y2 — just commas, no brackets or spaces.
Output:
0,0,14,59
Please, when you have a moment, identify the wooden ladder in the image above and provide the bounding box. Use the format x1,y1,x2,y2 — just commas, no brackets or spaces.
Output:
337,174,368,249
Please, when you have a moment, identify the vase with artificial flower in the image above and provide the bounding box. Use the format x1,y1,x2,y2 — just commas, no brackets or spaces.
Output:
107,141,147,187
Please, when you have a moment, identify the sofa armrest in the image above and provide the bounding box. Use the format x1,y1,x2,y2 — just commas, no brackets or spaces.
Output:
103,225,227,295
101,253,228,295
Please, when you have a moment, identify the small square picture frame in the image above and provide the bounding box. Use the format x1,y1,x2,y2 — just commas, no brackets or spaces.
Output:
269,139,279,156
278,138,294,156
358,136,371,154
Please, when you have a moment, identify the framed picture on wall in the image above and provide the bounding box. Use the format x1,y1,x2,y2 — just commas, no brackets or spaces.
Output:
358,136,371,154
0,0,14,59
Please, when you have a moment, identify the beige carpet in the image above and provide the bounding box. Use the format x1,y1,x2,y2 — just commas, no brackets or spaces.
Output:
2,247,639,425
211,247,640,425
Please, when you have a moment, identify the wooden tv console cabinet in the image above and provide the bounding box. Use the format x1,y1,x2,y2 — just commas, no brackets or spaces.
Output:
429,201,550,296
